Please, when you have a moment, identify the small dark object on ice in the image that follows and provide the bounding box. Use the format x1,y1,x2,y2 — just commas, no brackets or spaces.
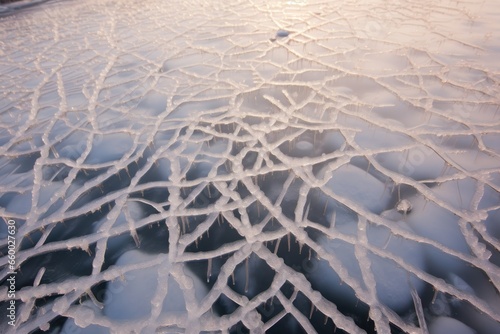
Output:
276,29,290,37
270,29,290,42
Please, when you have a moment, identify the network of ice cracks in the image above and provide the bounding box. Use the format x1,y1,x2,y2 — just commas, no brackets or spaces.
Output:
0,0,500,333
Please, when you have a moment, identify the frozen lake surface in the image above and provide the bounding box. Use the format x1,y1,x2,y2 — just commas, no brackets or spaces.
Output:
0,0,499,333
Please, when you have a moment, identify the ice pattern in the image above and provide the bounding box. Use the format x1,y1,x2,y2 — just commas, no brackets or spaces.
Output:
1,0,500,333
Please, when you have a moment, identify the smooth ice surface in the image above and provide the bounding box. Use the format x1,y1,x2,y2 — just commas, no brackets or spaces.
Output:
428,317,475,334
0,0,499,333
104,250,208,324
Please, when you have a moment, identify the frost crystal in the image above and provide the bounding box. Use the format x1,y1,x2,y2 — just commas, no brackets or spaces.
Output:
1,0,500,333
